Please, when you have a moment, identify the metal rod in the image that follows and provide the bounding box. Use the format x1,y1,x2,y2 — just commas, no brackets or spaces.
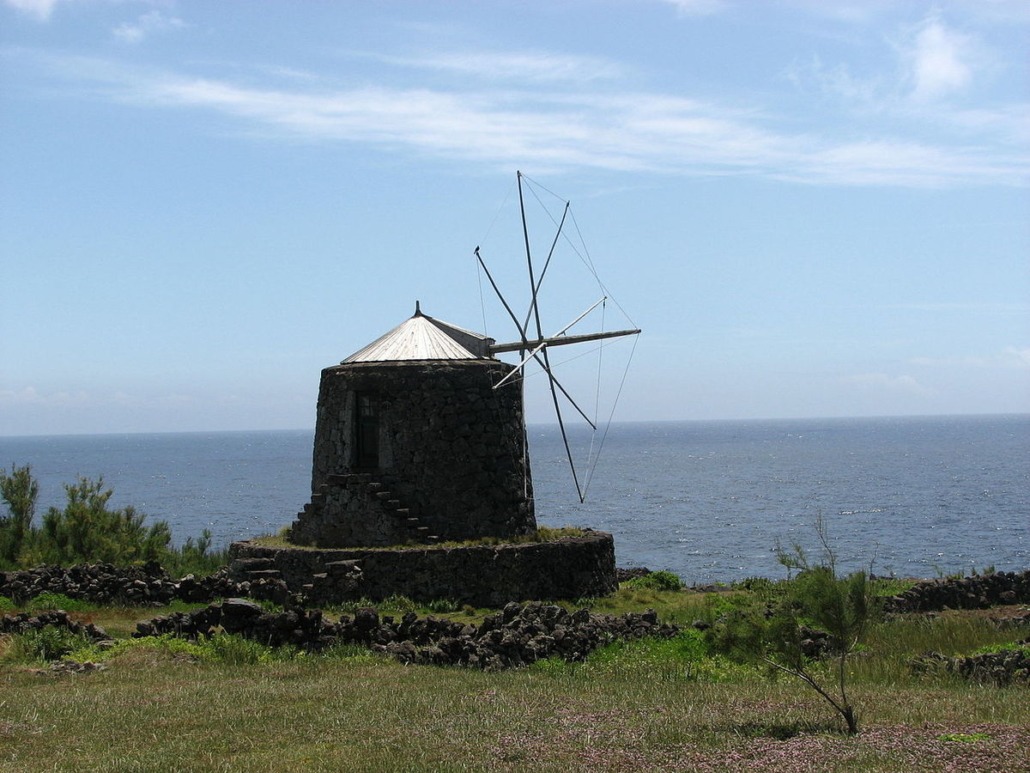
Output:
474,246,528,347
489,327,641,354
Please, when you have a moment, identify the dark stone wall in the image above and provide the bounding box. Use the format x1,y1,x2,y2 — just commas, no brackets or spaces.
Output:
296,359,535,546
230,531,617,607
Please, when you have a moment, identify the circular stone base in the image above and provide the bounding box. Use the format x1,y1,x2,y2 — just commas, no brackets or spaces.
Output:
229,531,617,607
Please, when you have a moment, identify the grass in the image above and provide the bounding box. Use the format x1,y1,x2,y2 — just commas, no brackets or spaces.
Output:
249,526,591,551
1,586,1028,772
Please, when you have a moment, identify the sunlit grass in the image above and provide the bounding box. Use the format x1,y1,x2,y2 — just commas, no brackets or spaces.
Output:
2,585,1028,771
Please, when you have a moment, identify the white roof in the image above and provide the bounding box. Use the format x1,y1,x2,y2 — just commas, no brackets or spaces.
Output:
342,307,494,363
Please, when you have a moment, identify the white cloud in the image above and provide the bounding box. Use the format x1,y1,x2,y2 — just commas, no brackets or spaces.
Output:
906,17,974,102
658,0,727,16
113,10,185,44
0,386,89,406
912,347,1030,369
3,0,60,21
842,373,932,396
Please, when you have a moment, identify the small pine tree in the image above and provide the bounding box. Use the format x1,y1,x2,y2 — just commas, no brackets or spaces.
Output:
709,520,874,735
0,463,38,566
35,476,172,566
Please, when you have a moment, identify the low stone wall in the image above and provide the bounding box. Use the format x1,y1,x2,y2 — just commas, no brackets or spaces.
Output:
229,531,618,607
884,570,1030,614
912,646,1030,686
136,599,677,670
0,562,285,607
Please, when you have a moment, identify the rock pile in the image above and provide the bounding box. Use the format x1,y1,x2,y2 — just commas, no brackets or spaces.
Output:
135,599,679,670
884,570,1030,614
0,609,109,644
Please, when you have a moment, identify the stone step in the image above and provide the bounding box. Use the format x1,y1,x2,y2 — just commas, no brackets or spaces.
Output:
246,569,282,579
374,490,393,502
325,560,362,577
233,557,275,571
327,473,371,486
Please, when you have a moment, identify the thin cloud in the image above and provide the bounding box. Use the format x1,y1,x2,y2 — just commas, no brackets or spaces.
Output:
3,0,59,20
113,10,185,44
842,372,932,396
17,50,1030,188
657,0,727,16
912,347,1030,369
374,50,627,84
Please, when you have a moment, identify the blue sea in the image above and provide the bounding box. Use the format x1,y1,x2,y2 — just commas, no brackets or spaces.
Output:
1,415,1026,584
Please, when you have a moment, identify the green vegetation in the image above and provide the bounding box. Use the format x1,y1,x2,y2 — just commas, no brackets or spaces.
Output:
250,525,591,552
2,475,1026,769
706,520,875,735
0,464,226,576
623,570,683,592
0,584,1026,772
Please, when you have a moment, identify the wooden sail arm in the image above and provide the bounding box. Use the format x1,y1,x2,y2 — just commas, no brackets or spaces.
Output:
489,327,641,355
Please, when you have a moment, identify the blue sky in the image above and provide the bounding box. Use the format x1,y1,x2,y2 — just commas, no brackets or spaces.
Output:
1,0,1027,436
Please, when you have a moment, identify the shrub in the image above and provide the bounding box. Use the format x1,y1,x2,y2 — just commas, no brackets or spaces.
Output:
1,466,224,574
0,463,38,567
708,520,875,736
624,570,683,592
33,476,171,566
10,625,91,662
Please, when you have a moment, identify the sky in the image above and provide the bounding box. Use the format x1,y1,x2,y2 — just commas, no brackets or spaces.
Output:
1,0,1028,436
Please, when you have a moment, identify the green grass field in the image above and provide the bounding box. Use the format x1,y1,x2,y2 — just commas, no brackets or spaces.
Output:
1,586,1027,772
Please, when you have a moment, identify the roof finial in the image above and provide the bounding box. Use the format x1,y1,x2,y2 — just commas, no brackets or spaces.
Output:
414,299,422,317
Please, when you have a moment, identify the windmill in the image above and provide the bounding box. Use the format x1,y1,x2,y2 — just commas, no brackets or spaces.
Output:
474,172,641,503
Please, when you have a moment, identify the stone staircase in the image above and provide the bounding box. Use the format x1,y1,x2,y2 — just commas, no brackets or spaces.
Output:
305,559,363,602
293,472,440,547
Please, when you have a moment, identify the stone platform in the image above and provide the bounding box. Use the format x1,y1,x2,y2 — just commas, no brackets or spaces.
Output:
228,530,617,607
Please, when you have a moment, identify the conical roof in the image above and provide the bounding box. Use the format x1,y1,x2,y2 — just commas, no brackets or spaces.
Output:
342,304,495,363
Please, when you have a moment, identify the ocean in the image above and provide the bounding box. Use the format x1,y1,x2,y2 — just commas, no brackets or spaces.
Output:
1,415,1026,584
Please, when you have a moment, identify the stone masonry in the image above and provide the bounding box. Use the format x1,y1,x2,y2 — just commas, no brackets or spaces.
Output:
291,359,535,547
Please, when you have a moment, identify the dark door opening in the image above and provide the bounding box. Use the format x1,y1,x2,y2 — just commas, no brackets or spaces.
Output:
355,393,380,469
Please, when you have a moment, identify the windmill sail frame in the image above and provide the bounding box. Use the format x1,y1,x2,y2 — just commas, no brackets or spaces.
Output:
475,171,640,503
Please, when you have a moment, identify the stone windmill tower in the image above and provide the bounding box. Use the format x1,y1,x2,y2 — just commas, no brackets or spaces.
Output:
290,302,536,548
289,173,640,553
232,173,638,605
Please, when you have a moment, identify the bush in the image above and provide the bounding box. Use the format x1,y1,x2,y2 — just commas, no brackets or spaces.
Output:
0,464,37,567
708,520,875,736
33,476,172,566
624,570,683,592
10,625,91,662
1,465,225,574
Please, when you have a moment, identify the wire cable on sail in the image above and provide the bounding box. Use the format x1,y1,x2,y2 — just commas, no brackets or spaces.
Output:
583,330,639,498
